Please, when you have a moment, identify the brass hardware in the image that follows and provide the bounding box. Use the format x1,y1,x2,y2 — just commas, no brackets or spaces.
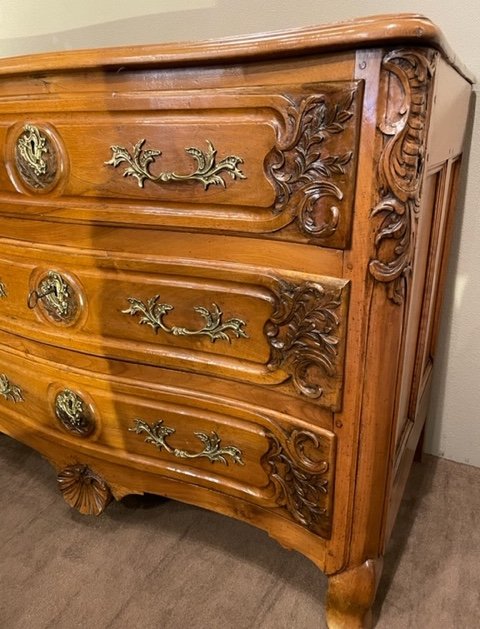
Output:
122,295,248,343
55,389,95,437
16,124,49,177
129,418,245,466
0,281,6,298
105,139,246,190
28,271,78,323
0,374,24,402
13,123,60,191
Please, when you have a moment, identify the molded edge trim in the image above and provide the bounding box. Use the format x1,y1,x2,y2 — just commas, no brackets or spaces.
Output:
0,14,473,83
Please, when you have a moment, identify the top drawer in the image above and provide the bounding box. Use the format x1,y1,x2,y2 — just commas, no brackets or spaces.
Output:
0,81,362,248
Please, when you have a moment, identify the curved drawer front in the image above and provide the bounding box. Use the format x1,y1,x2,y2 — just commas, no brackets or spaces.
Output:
0,248,350,410
0,82,362,248
0,343,336,539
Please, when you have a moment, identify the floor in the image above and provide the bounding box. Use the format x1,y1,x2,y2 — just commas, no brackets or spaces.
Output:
1,434,479,628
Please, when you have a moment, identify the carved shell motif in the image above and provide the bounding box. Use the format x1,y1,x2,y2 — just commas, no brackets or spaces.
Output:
369,49,437,304
57,464,112,515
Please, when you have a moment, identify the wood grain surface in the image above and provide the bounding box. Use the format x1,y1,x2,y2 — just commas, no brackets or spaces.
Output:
0,15,472,629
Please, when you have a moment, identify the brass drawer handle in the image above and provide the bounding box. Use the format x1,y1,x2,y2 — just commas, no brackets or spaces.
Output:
122,295,248,343
0,374,24,402
129,418,245,466
54,389,95,437
0,281,6,298
105,139,246,190
28,271,78,323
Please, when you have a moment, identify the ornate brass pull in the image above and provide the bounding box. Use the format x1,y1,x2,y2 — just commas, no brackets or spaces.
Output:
28,271,78,323
0,281,6,298
122,295,248,343
129,418,245,466
55,389,95,437
17,124,49,177
105,139,246,190
0,374,24,402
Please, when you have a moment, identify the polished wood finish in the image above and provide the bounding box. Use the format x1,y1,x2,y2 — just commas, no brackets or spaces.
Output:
326,558,383,629
0,15,472,628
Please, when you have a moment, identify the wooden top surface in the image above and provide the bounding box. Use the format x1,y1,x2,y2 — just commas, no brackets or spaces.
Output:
0,13,473,83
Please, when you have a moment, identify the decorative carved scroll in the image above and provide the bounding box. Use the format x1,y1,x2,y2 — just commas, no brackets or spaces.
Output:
266,86,359,243
369,49,437,304
57,464,112,515
266,280,348,402
264,425,335,537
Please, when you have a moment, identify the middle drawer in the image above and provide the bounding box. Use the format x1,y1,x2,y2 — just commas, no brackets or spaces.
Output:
0,244,349,411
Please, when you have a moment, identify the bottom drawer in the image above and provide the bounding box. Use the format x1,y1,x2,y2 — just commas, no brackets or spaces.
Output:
0,340,336,539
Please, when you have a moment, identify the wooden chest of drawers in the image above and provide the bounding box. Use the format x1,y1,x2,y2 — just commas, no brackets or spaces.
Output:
0,14,473,628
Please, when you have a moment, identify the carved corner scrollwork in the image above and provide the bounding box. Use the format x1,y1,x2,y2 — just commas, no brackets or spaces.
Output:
266,279,349,407
263,425,335,538
369,49,437,304
57,464,112,515
266,85,361,246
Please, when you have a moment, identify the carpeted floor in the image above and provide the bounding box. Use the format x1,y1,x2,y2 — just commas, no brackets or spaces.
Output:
0,433,479,628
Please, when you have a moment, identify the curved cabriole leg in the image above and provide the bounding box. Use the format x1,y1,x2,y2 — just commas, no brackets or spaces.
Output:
57,464,112,515
325,558,383,629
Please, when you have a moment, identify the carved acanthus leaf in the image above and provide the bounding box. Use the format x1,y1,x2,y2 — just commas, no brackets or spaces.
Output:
266,280,346,400
369,49,437,304
264,427,334,537
266,88,358,241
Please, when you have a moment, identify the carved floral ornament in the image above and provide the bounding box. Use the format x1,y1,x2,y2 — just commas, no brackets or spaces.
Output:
369,49,437,304
266,86,359,242
266,279,347,401
264,426,333,537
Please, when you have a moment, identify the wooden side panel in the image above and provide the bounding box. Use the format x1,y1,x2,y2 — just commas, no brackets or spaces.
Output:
394,168,442,453
427,58,472,166
385,63,471,540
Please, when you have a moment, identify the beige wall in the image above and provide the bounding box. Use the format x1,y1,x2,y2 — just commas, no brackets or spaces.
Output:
1,1,479,467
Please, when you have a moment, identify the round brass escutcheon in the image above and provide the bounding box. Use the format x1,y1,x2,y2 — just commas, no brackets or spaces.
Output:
28,270,83,325
5,122,68,194
54,389,95,438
